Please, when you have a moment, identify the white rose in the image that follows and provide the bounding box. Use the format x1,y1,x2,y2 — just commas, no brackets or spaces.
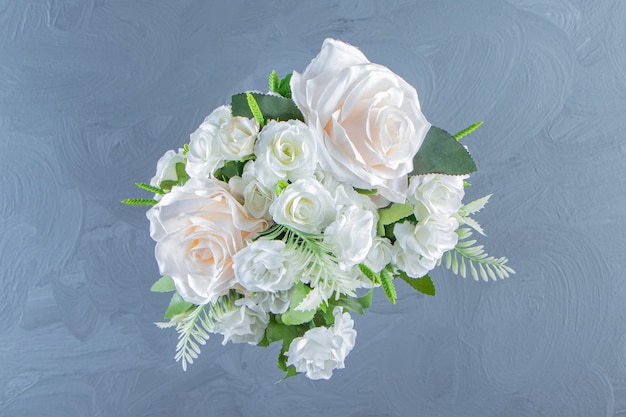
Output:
150,148,185,198
218,116,259,160
394,214,459,278
229,161,274,220
146,178,268,304
186,106,233,179
233,240,296,293
324,205,375,270
365,237,397,273
252,288,293,314
254,120,318,187
291,39,431,203
285,307,356,380
218,298,269,345
408,174,466,220
269,178,335,233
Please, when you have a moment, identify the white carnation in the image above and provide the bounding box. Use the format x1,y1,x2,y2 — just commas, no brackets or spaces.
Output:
150,148,185,199
186,106,232,179
252,288,293,314
269,178,336,233
254,120,318,187
365,237,397,273
218,298,269,345
233,240,296,293
324,205,375,270
285,307,356,380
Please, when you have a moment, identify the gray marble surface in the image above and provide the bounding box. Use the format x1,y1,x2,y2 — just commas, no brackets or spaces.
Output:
1,0,625,416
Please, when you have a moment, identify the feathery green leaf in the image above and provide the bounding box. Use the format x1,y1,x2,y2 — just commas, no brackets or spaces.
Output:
358,264,380,285
121,198,158,206
246,92,265,128
135,182,165,195
269,70,280,93
454,121,483,140
380,267,397,304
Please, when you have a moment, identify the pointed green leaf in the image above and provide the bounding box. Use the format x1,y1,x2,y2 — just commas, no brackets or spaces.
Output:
231,93,303,122
380,268,397,304
412,126,477,176
453,121,483,140
164,292,194,319
398,273,436,296
329,290,373,315
280,282,317,325
150,276,176,293
121,198,158,206
278,73,293,98
175,162,189,185
246,92,265,128
135,182,165,195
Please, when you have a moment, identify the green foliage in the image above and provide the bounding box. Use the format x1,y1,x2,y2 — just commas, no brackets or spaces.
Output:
164,292,194,319
280,282,317,325
329,290,373,315
355,188,377,195
175,162,189,185
150,276,176,293
275,179,289,195
453,121,483,140
358,264,380,285
442,228,515,281
377,202,413,236
269,70,280,93
231,92,304,122
135,182,165,195
411,126,477,176
213,159,249,183
458,195,491,217
121,198,158,206
278,73,293,99
246,92,265,128
398,273,436,296
380,266,397,304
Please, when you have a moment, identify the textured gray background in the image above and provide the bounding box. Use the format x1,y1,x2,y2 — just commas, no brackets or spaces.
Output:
1,0,625,416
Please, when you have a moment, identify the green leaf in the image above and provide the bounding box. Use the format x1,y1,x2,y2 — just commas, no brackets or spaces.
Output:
175,162,189,185
269,70,280,93
135,182,165,195
411,126,477,176
377,202,413,235
231,92,303,122
150,276,176,293
246,92,265,128
275,179,289,196
355,188,377,195
459,194,491,216
454,121,483,140
398,273,436,296
213,160,247,183
164,292,194,319
159,180,177,191
278,73,293,98
329,290,373,315
121,198,158,206
280,282,317,325
358,264,380,285
380,267,397,304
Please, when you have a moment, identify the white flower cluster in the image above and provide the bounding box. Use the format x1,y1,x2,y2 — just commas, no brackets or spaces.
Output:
138,39,498,380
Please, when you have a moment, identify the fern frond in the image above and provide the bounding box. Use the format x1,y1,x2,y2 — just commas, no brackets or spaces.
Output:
269,70,279,93
358,263,380,285
453,121,483,140
246,92,264,128
121,198,158,206
380,266,397,304
441,228,515,281
135,182,165,195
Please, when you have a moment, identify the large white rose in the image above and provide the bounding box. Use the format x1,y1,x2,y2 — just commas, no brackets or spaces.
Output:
233,240,296,292
186,106,232,179
291,38,431,203
218,298,269,345
285,307,356,380
269,178,336,233
254,120,318,187
146,178,268,304
408,174,466,220
394,214,459,278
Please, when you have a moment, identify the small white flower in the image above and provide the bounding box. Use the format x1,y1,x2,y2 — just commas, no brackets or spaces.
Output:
365,237,397,273
324,205,376,270
252,288,293,314
269,178,335,233
254,120,318,187
394,214,459,278
218,298,269,345
229,161,274,220
407,174,466,220
150,148,185,198
285,307,356,380
218,116,259,161
233,240,296,293
186,106,233,179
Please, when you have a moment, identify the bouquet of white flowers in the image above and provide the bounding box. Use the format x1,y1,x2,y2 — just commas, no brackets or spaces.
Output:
124,39,514,380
